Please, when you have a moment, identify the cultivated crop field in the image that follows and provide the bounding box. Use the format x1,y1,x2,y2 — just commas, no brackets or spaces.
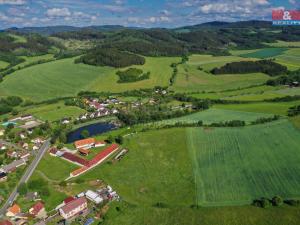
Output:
239,48,288,59
187,120,300,206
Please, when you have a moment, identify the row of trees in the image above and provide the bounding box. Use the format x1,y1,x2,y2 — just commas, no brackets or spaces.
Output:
288,105,300,117
266,69,300,86
211,60,287,76
0,96,23,114
253,196,300,208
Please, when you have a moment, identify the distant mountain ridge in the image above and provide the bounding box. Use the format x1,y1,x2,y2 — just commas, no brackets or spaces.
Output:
2,20,273,35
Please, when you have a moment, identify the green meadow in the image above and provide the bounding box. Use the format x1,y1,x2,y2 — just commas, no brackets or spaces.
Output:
0,56,179,101
0,61,9,69
23,101,86,122
172,54,269,93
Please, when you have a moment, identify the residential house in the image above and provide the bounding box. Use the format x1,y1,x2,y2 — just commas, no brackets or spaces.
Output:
0,172,7,182
0,220,13,225
74,138,96,150
59,197,88,220
21,115,33,121
6,204,21,217
29,202,47,219
0,144,7,151
0,130,4,136
22,143,29,150
2,159,27,173
31,138,44,145
6,150,18,159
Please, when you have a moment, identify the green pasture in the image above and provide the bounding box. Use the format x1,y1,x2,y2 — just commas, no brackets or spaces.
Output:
24,101,86,122
187,120,300,206
8,34,27,43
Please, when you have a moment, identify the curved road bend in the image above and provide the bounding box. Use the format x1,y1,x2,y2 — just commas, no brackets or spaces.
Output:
0,139,50,217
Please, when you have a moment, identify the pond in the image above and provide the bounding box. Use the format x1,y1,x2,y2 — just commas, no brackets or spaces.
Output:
67,122,117,143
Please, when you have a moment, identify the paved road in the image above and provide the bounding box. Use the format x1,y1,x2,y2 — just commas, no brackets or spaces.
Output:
0,139,50,217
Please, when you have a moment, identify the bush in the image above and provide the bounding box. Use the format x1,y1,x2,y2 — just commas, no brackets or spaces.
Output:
18,183,28,195
272,196,283,206
116,68,150,83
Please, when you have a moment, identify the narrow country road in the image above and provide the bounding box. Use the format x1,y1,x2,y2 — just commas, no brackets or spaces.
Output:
0,139,50,217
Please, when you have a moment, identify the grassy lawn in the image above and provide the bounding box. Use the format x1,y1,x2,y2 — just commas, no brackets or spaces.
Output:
35,154,79,182
153,108,272,125
23,101,86,122
187,120,300,206
172,54,269,93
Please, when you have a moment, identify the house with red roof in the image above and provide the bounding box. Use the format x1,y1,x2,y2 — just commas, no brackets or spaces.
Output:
29,202,47,219
0,220,13,225
6,204,21,217
59,197,88,220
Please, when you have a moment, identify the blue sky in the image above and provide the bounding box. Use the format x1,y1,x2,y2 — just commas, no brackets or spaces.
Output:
0,0,299,28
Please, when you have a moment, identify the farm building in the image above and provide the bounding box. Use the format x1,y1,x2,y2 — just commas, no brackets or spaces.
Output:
74,138,96,149
85,190,103,204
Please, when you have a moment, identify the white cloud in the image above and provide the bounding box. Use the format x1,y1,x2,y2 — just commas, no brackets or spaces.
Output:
46,8,71,17
289,0,296,4
0,0,26,5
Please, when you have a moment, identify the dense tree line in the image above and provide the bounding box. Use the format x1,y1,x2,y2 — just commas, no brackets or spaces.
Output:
266,69,300,86
253,196,300,208
117,105,192,125
116,68,150,83
75,47,145,68
251,115,280,125
288,105,300,117
0,96,23,114
211,60,287,76
52,30,106,40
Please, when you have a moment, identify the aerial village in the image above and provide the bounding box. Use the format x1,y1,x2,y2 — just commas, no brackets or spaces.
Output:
0,96,137,225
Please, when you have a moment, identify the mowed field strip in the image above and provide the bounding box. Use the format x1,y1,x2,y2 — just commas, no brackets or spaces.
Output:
186,120,300,206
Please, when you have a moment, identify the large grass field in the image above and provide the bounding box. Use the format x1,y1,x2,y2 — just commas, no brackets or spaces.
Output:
153,108,271,125
172,55,269,93
102,203,300,225
214,100,300,115
187,120,300,206
274,48,300,71
23,101,86,122
0,56,179,101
